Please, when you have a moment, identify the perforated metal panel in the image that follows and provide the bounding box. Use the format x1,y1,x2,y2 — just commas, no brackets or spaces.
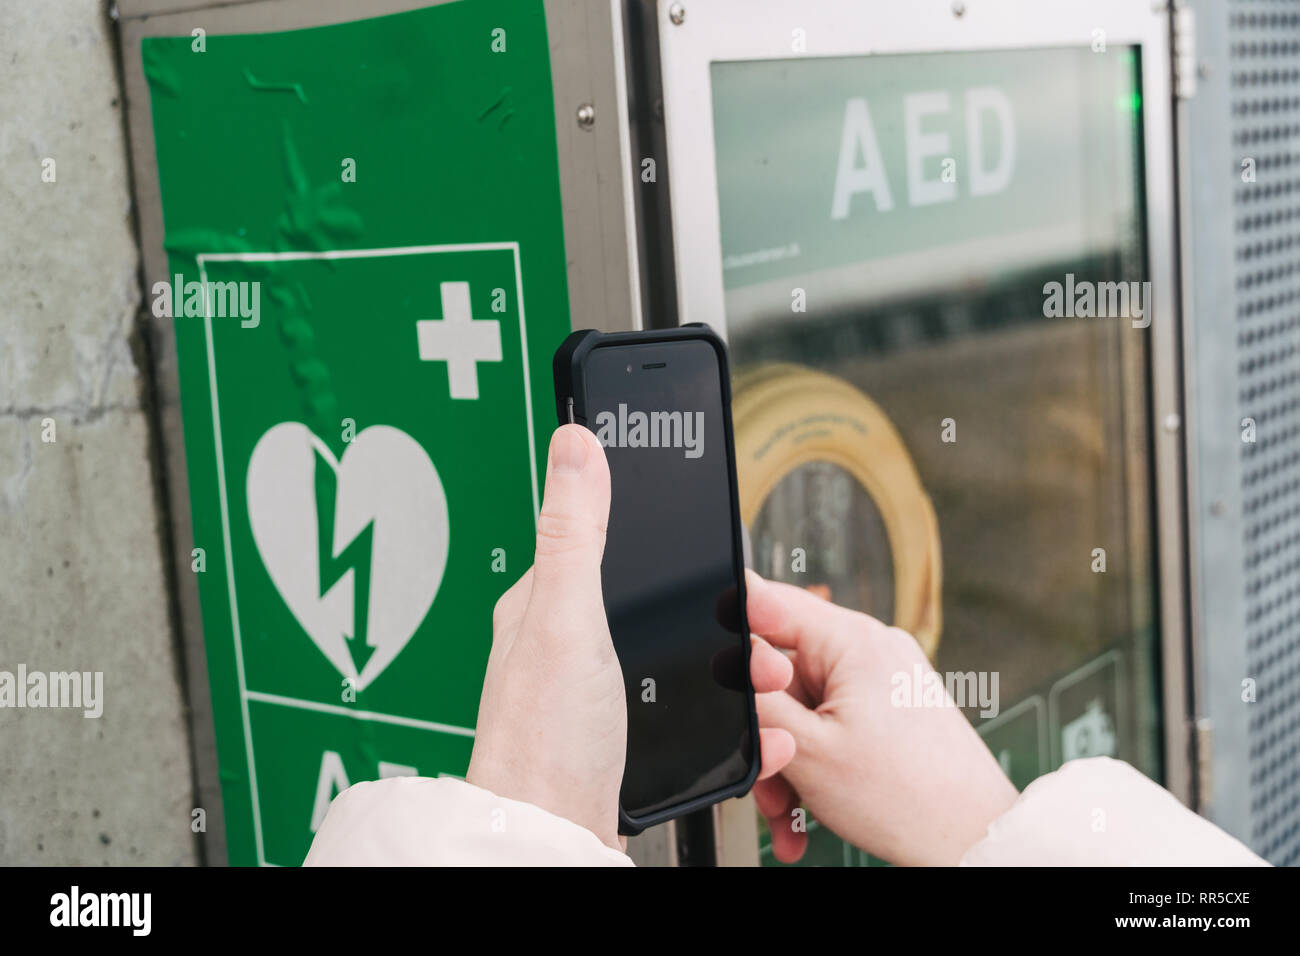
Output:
1230,0,1300,866
1189,0,1300,866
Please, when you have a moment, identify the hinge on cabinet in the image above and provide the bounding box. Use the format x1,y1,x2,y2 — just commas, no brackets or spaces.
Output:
1174,5,1197,100
1195,717,1214,812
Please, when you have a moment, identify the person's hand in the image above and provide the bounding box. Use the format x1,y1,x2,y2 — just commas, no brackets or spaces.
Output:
749,572,1018,865
467,425,796,850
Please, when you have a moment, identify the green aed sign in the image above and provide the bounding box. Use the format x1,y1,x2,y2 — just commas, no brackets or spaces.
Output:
143,0,570,865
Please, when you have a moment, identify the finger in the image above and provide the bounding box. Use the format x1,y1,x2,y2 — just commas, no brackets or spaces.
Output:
529,425,611,618
753,772,799,820
754,775,808,864
749,634,793,694
757,727,795,780
745,569,862,652
769,811,810,864
755,688,825,746
780,651,818,709
747,570,888,702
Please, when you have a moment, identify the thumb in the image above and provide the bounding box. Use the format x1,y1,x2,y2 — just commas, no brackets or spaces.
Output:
531,424,611,602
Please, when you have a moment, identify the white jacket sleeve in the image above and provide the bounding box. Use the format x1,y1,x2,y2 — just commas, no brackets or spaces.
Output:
959,757,1268,866
303,776,633,866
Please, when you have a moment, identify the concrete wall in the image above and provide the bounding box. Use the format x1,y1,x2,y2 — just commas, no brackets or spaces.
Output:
0,0,197,865
0,0,654,867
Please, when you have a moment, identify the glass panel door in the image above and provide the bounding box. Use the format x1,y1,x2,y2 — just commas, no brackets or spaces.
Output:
707,46,1162,866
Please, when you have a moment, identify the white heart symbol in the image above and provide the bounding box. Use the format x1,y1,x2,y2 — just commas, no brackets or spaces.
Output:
246,422,449,690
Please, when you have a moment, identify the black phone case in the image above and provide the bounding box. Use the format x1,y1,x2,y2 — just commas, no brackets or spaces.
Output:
552,323,762,836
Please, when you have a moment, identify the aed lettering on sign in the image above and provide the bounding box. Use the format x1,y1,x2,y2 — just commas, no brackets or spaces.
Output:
830,87,1016,218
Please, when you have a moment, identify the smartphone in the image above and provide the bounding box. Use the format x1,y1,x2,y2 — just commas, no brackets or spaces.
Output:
553,324,760,835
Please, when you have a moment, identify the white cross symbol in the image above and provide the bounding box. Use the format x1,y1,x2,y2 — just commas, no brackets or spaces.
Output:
416,281,502,400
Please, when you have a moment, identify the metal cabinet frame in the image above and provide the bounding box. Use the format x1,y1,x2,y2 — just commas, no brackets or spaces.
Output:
642,0,1193,863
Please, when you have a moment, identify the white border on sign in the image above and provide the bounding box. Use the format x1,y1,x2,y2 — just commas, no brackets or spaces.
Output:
977,694,1048,782
1047,649,1126,768
197,242,538,867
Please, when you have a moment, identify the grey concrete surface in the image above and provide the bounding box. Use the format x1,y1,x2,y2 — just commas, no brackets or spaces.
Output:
0,0,196,865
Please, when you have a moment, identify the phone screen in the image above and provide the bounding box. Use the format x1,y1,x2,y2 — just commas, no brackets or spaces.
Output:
584,338,755,821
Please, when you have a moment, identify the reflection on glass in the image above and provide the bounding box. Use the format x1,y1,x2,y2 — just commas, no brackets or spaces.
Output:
753,462,895,621
709,46,1161,866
